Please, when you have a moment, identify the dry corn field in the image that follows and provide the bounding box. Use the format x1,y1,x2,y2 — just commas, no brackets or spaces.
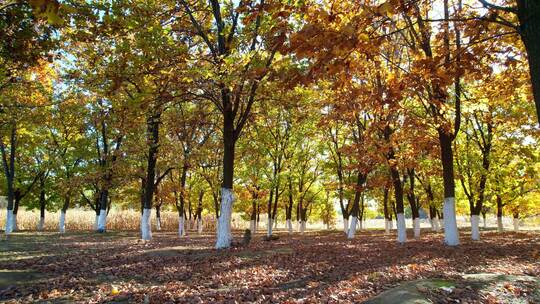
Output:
0,209,221,232
1,209,539,233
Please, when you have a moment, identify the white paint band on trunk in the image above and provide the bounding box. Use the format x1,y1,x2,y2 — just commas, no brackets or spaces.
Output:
156,217,162,231
471,214,480,240
347,216,357,239
215,188,234,249
93,215,99,230
267,217,273,237
300,220,306,233
97,211,107,231
197,218,203,234
286,219,292,234
397,213,406,243
12,214,18,231
38,217,45,231
250,220,256,234
413,218,420,239
513,218,519,232
497,216,503,232
59,211,66,233
443,197,460,246
178,215,185,236
343,218,349,234
141,208,152,240
384,219,390,234
5,209,14,234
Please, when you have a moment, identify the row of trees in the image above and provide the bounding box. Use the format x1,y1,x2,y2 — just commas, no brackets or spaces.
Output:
1,0,539,248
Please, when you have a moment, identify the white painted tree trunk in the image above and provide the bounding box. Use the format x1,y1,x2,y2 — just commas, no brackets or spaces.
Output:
297,221,301,232
12,214,18,231
140,208,152,240
156,217,162,231
5,210,14,234
358,220,362,231
385,219,391,234
38,217,45,231
197,218,203,234
483,216,487,229
93,215,99,231
343,218,349,234
287,219,292,233
347,216,357,239
59,211,66,233
267,217,273,237
397,213,406,243
413,218,420,238
178,215,185,236
513,218,520,232
443,197,460,246
97,211,107,232
471,215,480,240
215,188,234,249
250,220,256,233
497,216,503,232
300,221,306,233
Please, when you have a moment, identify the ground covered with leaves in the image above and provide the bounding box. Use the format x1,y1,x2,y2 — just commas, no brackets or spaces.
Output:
1,229,539,303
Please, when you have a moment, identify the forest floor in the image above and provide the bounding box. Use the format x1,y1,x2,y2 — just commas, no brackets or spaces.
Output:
0,229,539,303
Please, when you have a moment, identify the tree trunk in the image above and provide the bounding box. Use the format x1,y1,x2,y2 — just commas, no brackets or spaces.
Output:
347,172,364,239
496,195,504,232
517,0,540,124
216,104,235,249
155,205,162,231
406,169,420,239
97,190,108,232
383,186,391,234
59,196,69,233
38,179,46,231
12,191,21,232
256,202,260,231
384,126,406,243
300,207,308,233
250,198,257,234
266,187,274,237
286,182,293,234
1,123,16,234
296,199,301,232
390,167,406,243
196,191,203,234
513,212,520,232
141,111,161,241
438,130,459,245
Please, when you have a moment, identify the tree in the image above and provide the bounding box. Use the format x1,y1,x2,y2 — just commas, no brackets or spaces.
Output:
180,0,288,248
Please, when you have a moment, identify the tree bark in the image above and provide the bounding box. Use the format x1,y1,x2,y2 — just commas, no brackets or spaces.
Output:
496,195,504,232
517,0,540,124
141,110,161,241
38,176,46,231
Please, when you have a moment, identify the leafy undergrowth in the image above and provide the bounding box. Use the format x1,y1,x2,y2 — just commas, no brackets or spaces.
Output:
0,229,539,303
